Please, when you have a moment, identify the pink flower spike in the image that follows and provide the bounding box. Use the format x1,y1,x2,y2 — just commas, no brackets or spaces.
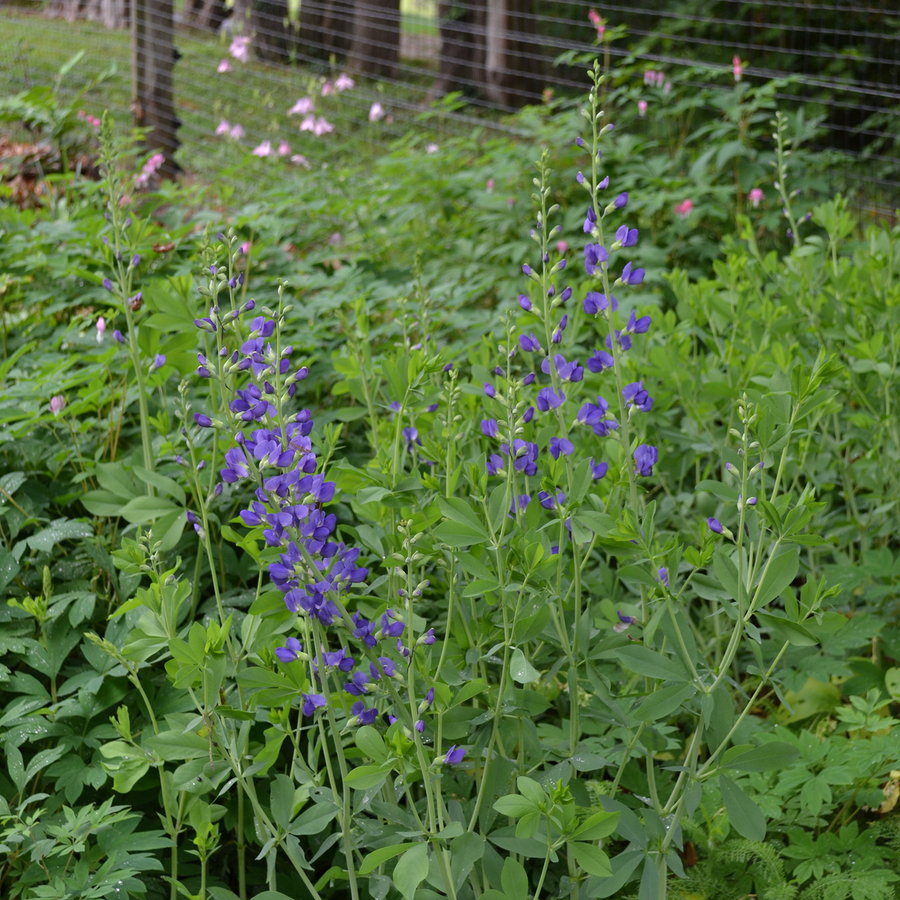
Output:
229,35,250,63
334,73,354,92
638,99,648,118
368,102,385,123
288,97,314,116
749,188,764,208
50,395,66,416
486,178,494,193
217,58,231,74
278,140,291,156
675,199,694,219
290,154,311,168
321,80,333,96
216,119,230,136
313,117,334,136
96,316,106,342
229,123,245,140
252,140,272,157
733,55,743,82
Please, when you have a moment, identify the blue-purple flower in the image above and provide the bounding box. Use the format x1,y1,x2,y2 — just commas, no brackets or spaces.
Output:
634,444,658,477
536,387,565,411
584,243,608,275
549,436,574,459
613,611,637,633
481,419,499,438
590,458,608,480
519,333,541,353
619,262,645,285
275,636,303,663
301,693,326,716
623,380,654,412
583,292,617,315
586,349,615,373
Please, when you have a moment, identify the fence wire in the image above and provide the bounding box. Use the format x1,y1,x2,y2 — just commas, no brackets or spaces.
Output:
0,0,898,210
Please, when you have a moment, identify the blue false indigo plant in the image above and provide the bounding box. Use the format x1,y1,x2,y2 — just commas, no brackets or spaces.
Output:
87,64,845,900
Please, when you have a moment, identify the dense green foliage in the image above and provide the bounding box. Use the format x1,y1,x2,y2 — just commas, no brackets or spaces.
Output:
1,58,900,900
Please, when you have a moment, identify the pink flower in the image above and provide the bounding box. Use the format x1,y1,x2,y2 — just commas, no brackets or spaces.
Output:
278,140,291,156
425,142,439,154
675,199,693,219
229,123,245,140
290,154,311,168
299,115,316,132
644,70,656,85
288,97,314,116
556,240,568,255
638,100,648,118
733,55,742,82
134,151,165,188
588,9,604,38
664,81,672,95
328,232,342,245
89,116,101,129
241,241,251,255
216,119,230,136
96,316,106,342
50,395,66,416
368,102,385,123
749,188,764,208
321,80,333,96
229,35,250,63
334,73,354,92
486,178,494,193
217,58,231,74
313,117,333,136
252,140,272,157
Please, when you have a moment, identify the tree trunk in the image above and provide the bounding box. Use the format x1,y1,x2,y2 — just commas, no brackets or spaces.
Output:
132,0,180,176
99,0,129,28
183,0,226,31
430,0,487,99
483,0,543,106
347,0,401,79
250,0,299,62
300,0,354,63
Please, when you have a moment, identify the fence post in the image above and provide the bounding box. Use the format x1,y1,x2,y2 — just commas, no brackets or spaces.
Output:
131,0,180,176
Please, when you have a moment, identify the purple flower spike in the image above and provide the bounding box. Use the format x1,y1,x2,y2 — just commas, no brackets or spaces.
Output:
583,292,617,315
626,310,652,334
481,418,499,438
536,387,565,411
301,693,326,717
350,701,378,726
584,243,608,275
523,264,532,276
519,333,541,353
583,207,597,234
613,611,637,633
620,262,645,285
102,278,113,292
275,636,303,663
344,672,371,696
549,436,575,459
708,518,723,534
598,176,609,190
658,567,669,587
152,353,166,370
444,745,466,765
586,349,615,373
634,444,658,477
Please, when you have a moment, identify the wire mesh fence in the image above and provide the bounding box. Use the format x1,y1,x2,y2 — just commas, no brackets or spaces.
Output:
1,0,898,207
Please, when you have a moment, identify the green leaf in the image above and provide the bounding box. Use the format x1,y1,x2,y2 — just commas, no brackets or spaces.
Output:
721,741,800,772
571,810,620,842
392,841,429,900
438,497,489,535
510,648,540,684
500,858,528,897
270,774,294,829
634,684,696,722
118,496,181,525
26,518,93,552
754,546,799,607
570,841,613,877
355,725,388,763
695,480,739,502
615,646,691,683
359,843,421,875
133,466,186,505
493,795,538,818
713,549,741,602
452,679,489,707
345,764,391,791
433,520,489,548
755,611,819,646
290,801,339,836
719,774,766,840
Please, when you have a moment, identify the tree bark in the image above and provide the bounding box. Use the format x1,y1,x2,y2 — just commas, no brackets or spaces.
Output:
250,0,299,62
430,0,487,99
132,0,180,176
483,0,543,106
183,0,226,32
347,0,401,78
300,0,354,62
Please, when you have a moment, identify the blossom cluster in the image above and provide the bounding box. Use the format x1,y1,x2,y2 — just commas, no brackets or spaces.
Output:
190,239,461,765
